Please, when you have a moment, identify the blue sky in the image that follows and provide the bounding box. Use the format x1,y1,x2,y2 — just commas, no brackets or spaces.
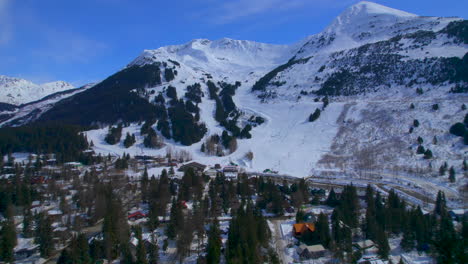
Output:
0,0,466,86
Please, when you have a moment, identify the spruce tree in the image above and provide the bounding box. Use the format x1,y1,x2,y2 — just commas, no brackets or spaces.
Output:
449,166,456,182
35,213,54,258
376,227,390,259
0,218,16,262
206,219,221,264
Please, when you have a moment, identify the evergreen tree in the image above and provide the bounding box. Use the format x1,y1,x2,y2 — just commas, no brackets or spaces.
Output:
325,188,339,207
417,136,424,145
376,227,390,259
400,230,415,252
123,133,136,148
35,213,54,258
449,166,456,182
296,209,305,223
206,219,222,264
0,217,16,262
316,213,331,248
136,228,148,264
308,108,321,122
423,149,433,159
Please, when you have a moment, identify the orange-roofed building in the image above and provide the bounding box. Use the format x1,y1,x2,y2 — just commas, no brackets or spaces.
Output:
293,223,315,238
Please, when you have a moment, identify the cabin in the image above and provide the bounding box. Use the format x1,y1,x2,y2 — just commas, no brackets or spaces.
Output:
297,244,326,259
354,240,375,251
14,244,39,260
205,168,219,178
178,162,206,174
128,211,147,221
293,223,315,238
223,166,239,178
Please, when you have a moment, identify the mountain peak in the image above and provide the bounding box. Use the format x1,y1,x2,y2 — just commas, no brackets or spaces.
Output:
0,75,75,105
347,1,417,17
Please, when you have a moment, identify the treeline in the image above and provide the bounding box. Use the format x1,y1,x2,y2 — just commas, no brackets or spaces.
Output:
309,185,468,263
0,123,89,162
225,200,276,264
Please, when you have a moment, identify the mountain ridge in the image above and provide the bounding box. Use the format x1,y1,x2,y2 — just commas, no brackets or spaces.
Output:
0,75,75,105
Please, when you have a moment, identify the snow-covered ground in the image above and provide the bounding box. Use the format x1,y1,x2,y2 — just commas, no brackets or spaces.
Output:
0,75,75,105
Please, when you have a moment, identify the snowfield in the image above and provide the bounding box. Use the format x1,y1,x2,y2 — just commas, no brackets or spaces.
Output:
0,75,75,105
84,2,467,202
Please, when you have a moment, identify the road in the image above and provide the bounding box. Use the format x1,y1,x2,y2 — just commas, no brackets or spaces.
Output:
270,218,289,264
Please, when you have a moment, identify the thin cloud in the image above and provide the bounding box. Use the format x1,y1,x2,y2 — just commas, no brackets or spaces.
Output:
204,0,350,24
33,29,108,64
0,0,12,45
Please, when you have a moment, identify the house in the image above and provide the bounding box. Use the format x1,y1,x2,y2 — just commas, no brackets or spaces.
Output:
15,245,39,261
293,223,315,238
205,168,219,178
297,244,326,259
354,240,375,250
449,209,466,221
223,166,239,178
178,162,206,173
128,211,147,221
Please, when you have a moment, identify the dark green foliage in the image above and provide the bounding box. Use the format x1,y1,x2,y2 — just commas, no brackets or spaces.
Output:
252,57,311,91
102,187,130,260
0,218,16,262
309,108,321,122
168,100,206,145
296,209,305,223
156,119,171,139
35,213,54,258
38,64,162,125
206,219,222,264
105,125,123,145
337,185,360,228
424,149,433,159
325,188,339,207
416,88,424,95
376,227,390,259
410,103,415,109
449,84,468,93
143,128,163,148
449,166,456,182
312,29,468,97
185,100,198,113
432,104,439,110
0,123,88,162
115,154,129,169
185,83,203,103
141,119,156,135
413,119,420,127
416,145,425,154
315,213,331,248
123,133,136,148
441,20,468,44
225,201,271,264
164,68,175,82
440,162,448,176
240,124,252,139
450,122,466,137
166,86,178,100
417,136,424,145
58,234,92,264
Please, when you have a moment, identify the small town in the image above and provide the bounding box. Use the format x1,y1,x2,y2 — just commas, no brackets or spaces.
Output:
0,150,465,264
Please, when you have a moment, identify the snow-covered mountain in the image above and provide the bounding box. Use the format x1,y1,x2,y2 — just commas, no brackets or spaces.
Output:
1,2,467,202
0,75,75,105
